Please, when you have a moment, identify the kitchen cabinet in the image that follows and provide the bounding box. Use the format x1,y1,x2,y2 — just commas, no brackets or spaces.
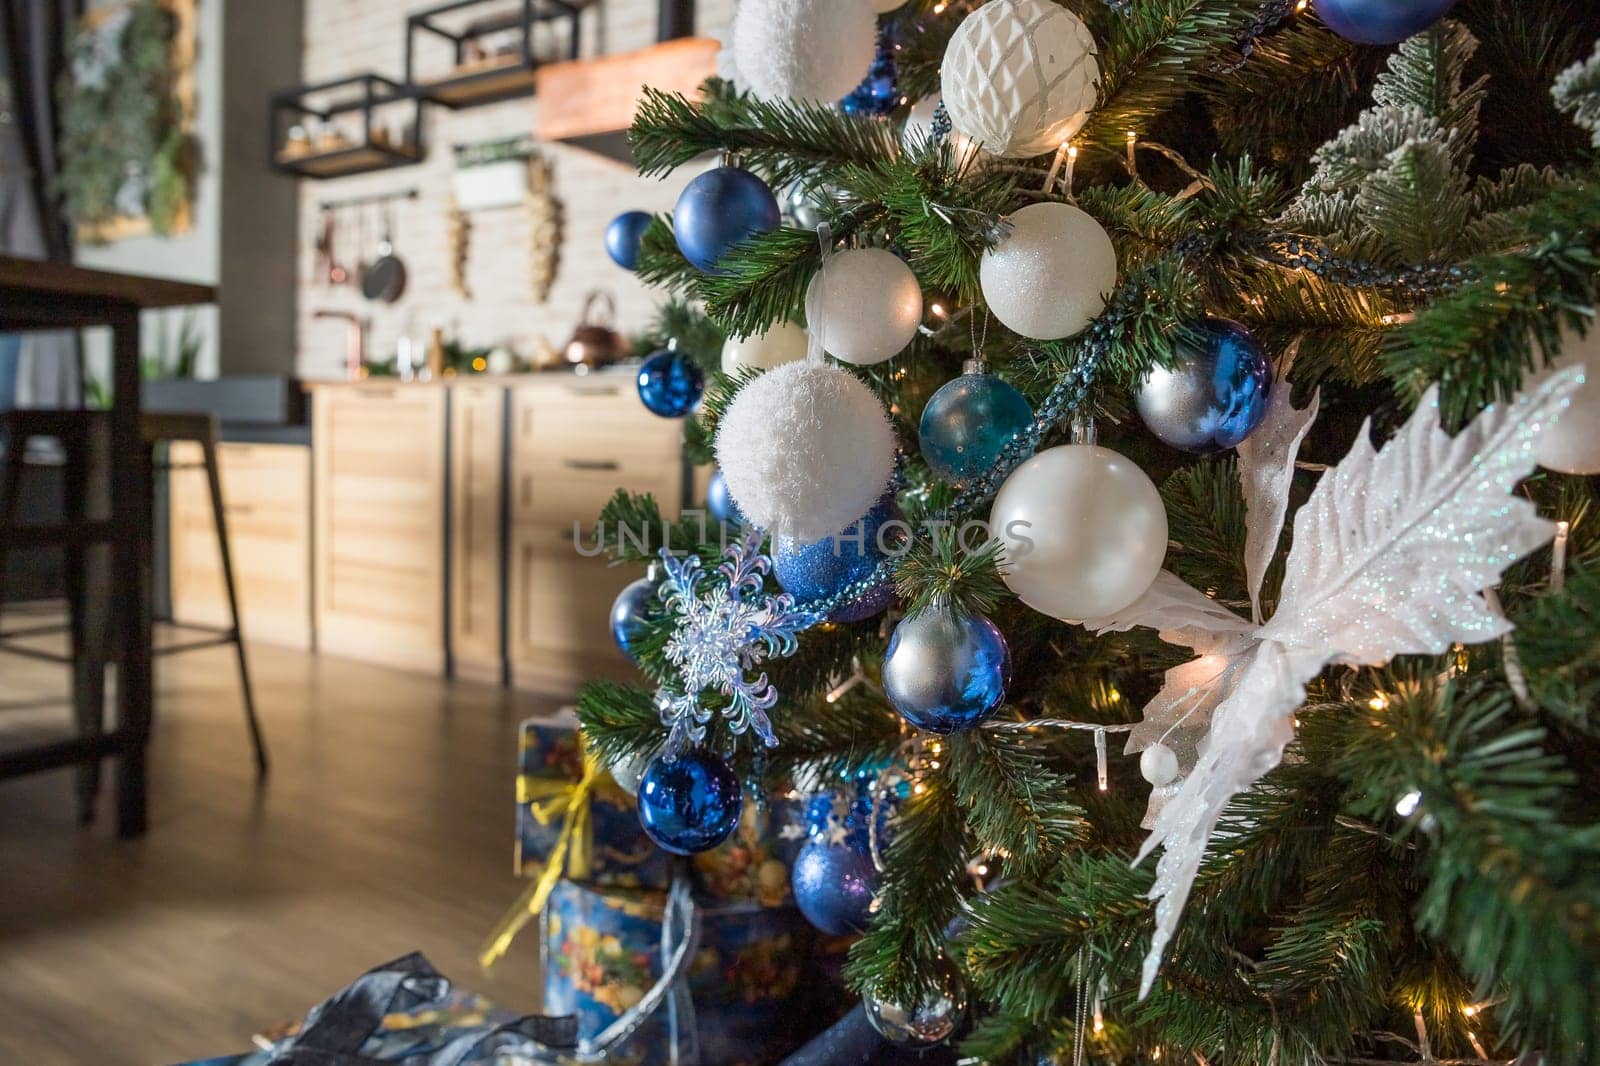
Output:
168,441,313,650
448,382,505,683
313,384,447,673
507,377,684,691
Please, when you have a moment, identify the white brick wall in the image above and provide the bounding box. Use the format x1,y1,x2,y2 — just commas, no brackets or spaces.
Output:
296,0,735,379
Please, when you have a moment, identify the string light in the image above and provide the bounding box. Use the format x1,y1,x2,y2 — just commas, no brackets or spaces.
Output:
1368,693,1389,711
1395,789,1422,817
1553,519,1571,593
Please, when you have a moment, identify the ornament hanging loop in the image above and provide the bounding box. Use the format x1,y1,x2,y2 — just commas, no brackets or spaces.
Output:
720,148,744,169
1071,416,1098,447
805,222,836,365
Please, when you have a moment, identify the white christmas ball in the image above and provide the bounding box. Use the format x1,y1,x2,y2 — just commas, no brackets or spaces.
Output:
722,321,810,376
940,0,1099,159
806,248,923,366
715,359,896,541
981,202,1116,341
1534,324,1600,475
733,0,877,106
1139,743,1180,787
989,444,1167,621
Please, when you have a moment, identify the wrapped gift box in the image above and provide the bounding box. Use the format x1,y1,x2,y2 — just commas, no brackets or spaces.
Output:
516,710,672,893
543,878,819,1065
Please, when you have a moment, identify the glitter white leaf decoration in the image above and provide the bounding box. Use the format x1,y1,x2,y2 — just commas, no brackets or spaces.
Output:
1089,368,1583,999
1237,363,1320,623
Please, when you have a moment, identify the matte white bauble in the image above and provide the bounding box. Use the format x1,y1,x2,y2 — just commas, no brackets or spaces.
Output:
715,359,896,541
806,248,923,366
721,321,810,375
989,444,1167,621
1534,324,1600,475
1139,743,1180,788
733,0,877,106
980,202,1116,341
940,0,1099,159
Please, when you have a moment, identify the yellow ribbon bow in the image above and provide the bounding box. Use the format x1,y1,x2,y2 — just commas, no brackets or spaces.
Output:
479,740,604,970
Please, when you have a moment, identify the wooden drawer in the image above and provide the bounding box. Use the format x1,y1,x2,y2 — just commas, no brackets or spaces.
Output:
314,386,447,673
511,381,683,474
507,527,634,690
169,442,312,650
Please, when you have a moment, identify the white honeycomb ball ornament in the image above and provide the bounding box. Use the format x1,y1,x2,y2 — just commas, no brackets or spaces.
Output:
715,359,897,541
1533,324,1600,475
941,0,1100,159
806,248,923,366
722,321,810,375
981,201,1117,340
733,0,878,106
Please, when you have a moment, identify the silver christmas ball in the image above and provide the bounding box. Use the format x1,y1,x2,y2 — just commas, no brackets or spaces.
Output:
608,746,655,796
864,961,967,1048
784,180,832,231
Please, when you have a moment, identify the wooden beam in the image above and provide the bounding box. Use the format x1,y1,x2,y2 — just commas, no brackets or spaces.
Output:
0,256,215,310
533,37,719,147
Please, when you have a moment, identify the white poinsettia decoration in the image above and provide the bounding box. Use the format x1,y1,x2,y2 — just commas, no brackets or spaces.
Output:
1086,368,1583,998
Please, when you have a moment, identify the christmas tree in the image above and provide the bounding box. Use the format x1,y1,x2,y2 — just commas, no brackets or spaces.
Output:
582,1,1600,1062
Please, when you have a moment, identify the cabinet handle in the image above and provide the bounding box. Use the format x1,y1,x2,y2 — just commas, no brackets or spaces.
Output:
564,385,621,397
563,458,620,472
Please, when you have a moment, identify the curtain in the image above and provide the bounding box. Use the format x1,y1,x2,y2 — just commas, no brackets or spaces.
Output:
0,0,84,409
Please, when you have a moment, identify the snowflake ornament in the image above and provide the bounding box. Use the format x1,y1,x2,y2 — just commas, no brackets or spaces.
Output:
656,532,819,754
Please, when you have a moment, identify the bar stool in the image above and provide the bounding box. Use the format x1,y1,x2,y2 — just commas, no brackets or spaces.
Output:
144,411,268,777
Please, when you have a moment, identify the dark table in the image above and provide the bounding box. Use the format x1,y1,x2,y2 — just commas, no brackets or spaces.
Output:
0,254,216,837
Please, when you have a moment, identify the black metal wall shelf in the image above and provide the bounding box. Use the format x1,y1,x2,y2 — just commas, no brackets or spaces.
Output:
270,73,426,180
405,0,582,109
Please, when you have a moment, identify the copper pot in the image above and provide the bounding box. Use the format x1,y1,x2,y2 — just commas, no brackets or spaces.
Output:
563,290,626,371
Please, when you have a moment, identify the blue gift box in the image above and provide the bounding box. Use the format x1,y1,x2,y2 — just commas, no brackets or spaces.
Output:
542,879,817,1065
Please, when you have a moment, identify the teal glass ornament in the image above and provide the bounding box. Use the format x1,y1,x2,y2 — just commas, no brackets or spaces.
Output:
919,362,1034,484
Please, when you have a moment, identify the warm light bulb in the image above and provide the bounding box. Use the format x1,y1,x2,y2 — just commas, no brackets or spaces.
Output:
1395,789,1422,817
1368,694,1389,711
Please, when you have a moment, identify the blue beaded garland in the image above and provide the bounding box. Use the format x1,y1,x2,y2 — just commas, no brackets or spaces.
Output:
792,838,879,935
609,575,657,663
604,211,653,270
840,25,899,118
637,749,743,855
1137,317,1272,454
673,166,780,273
637,346,705,418
774,495,900,623
1313,0,1457,45
919,371,1035,484
883,609,1010,734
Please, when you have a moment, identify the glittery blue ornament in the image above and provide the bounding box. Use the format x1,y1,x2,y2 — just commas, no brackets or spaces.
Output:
774,495,900,623
793,837,879,935
637,343,705,418
840,24,900,118
707,468,746,527
637,748,743,855
673,166,780,273
1137,317,1272,455
604,211,653,270
610,574,658,662
1313,0,1457,45
919,368,1034,484
883,608,1010,734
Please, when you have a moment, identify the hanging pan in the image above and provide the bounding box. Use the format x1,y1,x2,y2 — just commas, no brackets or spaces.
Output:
363,203,408,303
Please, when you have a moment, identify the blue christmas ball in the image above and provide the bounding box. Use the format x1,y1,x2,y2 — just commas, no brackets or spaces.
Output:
840,26,900,118
707,468,746,527
883,609,1010,734
637,346,705,418
610,575,657,662
774,495,900,623
919,371,1034,484
1313,0,1457,45
793,838,879,935
673,166,780,273
605,211,653,270
1137,317,1272,454
637,749,743,855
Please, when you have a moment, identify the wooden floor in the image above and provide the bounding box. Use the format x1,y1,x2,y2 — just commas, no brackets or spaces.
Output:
0,631,558,1065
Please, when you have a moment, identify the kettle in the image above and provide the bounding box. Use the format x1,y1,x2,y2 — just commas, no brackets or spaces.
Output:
562,291,627,371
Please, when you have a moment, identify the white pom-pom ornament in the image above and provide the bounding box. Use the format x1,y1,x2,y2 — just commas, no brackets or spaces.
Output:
941,0,1099,158
1139,743,1180,787
733,0,877,105
981,202,1116,341
806,248,923,366
716,359,896,541
989,444,1167,620
1533,324,1600,475
722,321,810,375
